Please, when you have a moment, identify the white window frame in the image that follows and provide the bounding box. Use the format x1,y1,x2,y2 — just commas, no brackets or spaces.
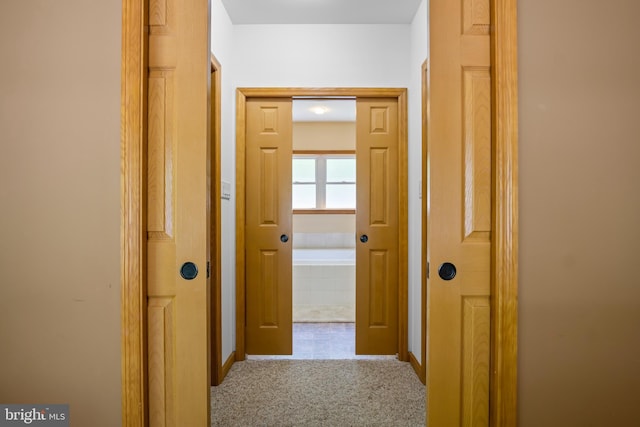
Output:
292,153,356,211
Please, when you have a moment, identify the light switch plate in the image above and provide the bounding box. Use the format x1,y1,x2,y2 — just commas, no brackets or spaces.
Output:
221,181,231,200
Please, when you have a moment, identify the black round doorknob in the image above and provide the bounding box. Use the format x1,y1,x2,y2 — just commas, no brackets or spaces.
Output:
438,262,457,281
360,234,369,243
180,262,198,280
280,234,289,243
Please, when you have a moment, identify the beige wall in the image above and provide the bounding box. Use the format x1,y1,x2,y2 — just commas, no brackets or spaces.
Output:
0,1,122,426
293,121,356,150
293,214,356,234
518,0,640,425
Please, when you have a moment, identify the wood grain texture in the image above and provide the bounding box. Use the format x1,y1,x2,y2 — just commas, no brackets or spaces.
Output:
147,73,175,238
420,60,429,385
463,0,490,35
149,0,166,27
397,90,409,363
463,67,492,242
235,90,247,361
147,76,166,233
148,297,175,426
121,0,147,425
462,297,490,426
490,0,519,425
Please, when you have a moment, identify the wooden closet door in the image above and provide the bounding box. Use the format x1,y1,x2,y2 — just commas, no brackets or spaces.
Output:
355,97,399,355
146,0,212,424
245,98,293,355
427,0,492,424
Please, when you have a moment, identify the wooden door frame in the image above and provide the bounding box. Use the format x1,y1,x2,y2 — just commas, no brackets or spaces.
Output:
121,0,518,424
209,54,224,386
235,88,409,361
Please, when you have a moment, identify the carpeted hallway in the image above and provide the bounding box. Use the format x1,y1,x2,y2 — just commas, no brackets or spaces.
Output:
210,359,426,426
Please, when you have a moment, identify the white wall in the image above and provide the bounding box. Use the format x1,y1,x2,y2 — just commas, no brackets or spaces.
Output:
211,0,236,363
232,24,411,87
408,0,428,363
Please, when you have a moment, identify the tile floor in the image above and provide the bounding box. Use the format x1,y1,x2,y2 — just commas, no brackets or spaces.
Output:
248,322,396,360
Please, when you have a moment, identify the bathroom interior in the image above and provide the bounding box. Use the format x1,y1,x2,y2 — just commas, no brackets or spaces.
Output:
291,98,358,359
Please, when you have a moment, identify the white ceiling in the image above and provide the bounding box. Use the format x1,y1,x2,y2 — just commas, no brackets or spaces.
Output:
220,0,423,25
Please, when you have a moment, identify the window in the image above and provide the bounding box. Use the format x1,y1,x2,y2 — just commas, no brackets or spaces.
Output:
292,154,356,210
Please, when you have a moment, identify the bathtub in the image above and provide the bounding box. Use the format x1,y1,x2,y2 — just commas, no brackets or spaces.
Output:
292,248,355,265
292,248,355,322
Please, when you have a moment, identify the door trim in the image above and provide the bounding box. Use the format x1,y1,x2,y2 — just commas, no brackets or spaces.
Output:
417,59,429,385
210,53,223,385
489,1,519,423
121,1,518,424
121,0,146,424
235,87,409,361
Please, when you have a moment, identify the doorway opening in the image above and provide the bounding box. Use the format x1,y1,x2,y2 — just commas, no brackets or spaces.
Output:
235,88,409,362
290,98,358,359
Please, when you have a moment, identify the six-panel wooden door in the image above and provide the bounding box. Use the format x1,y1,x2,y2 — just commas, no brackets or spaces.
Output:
426,0,492,424
146,0,212,424
245,98,294,355
355,98,400,355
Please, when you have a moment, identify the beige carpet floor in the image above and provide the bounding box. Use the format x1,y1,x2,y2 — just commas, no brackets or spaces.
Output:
211,359,425,426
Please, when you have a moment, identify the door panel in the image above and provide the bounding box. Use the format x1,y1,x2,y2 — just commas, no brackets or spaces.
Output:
245,98,293,355
146,0,211,424
356,98,399,355
427,0,491,424
210,56,223,385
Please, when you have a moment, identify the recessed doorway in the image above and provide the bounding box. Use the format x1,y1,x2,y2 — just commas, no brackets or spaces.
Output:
235,88,409,361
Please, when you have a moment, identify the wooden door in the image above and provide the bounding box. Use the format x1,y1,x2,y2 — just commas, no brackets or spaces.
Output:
426,0,492,424
355,98,399,355
245,98,293,355
210,55,223,385
146,0,211,425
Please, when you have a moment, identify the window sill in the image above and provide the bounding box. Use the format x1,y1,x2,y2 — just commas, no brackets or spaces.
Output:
293,209,356,215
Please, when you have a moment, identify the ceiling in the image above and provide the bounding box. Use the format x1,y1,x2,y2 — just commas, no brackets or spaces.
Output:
220,0,423,25
293,99,356,122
